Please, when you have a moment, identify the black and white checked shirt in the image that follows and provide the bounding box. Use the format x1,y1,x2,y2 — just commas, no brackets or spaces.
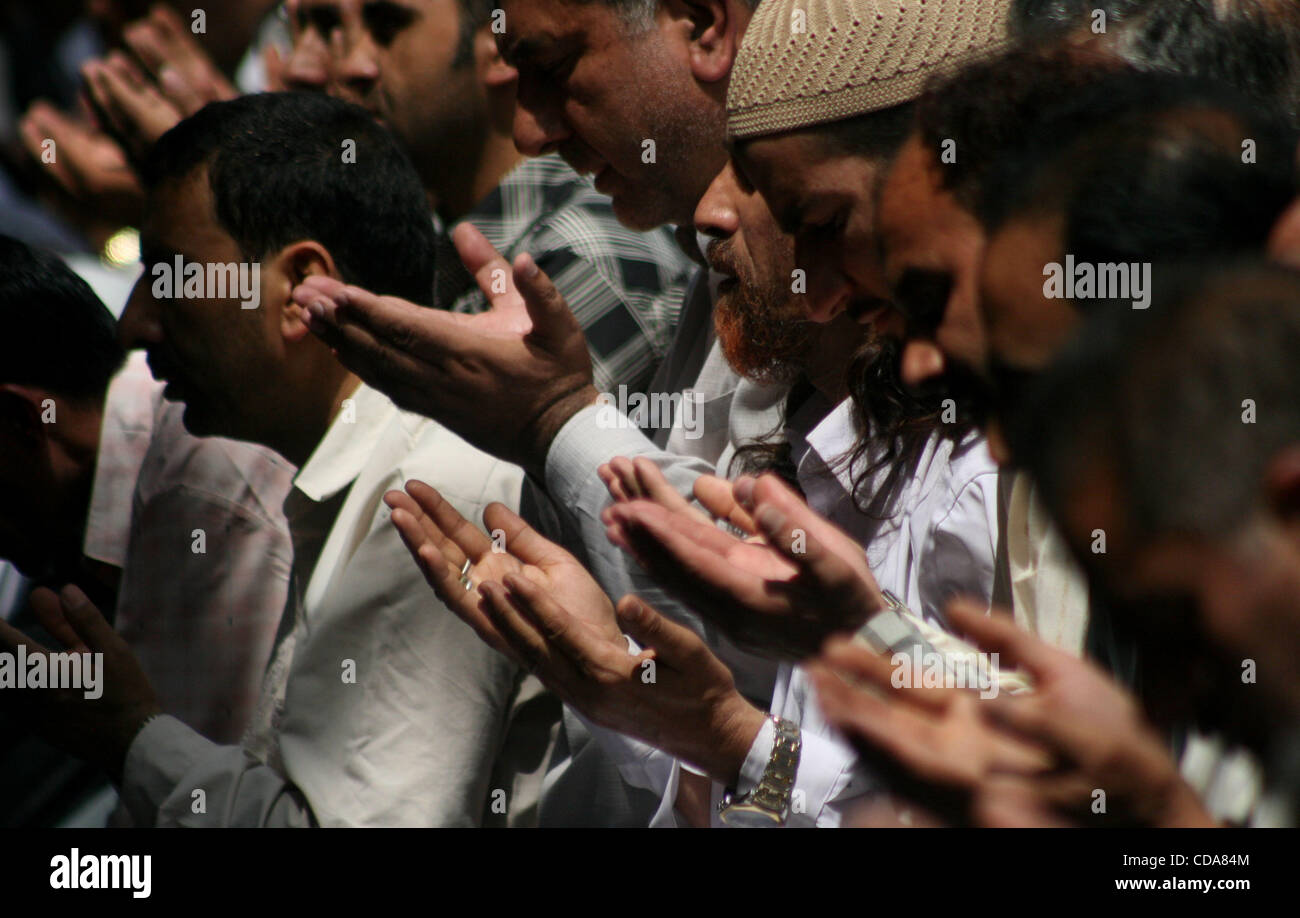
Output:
433,153,693,395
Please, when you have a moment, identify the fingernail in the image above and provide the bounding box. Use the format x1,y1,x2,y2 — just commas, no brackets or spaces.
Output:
734,477,756,506
59,584,87,608
519,256,539,280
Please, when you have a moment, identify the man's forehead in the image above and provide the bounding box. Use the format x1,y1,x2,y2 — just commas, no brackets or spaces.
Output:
498,0,602,59
878,135,941,226
758,134,889,209
731,136,821,221
734,133,819,183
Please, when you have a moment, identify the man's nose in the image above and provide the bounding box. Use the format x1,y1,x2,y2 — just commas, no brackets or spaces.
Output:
694,185,739,240
283,35,331,92
901,340,946,387
512,101,568,157
805,275,855,323
333,30,380,98
118,281,163,351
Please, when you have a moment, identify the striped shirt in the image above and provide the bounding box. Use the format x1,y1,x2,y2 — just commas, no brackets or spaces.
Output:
435,153,693,395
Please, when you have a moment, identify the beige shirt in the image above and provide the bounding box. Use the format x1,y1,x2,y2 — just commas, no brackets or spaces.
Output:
1002,472,1090,657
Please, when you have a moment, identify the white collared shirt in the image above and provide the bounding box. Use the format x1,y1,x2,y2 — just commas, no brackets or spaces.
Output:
642,399,999,828
121,383,546,826
732,399,1000,827
794,397,1000,631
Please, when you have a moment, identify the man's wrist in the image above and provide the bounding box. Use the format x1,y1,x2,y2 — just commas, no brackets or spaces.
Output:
701,693,768,788
524,382,600,476
105,703,163,785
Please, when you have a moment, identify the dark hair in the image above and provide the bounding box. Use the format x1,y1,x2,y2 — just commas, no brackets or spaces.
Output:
1014,0,1300,127
723,349,971,521
914,46,1126,210
842,336,975,519
1012,0,1154,40
143,92,436,305
0,234,125,400
979,74,1299,276
723,348,952,524
1016,260,1300,543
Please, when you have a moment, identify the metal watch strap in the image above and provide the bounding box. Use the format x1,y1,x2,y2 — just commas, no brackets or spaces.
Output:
718,715,802,825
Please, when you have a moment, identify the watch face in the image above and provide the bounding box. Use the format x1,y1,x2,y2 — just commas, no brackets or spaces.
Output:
718,801,784,828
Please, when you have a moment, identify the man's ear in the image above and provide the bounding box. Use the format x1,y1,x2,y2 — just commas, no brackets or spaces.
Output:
1267,195,1300,271
272,241,337,343
670,0,743,85
477,25,517,89
1263,444,1300,527
0,384,53,448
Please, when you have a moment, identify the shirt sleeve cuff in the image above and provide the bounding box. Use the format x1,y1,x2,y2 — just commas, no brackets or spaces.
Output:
738,716,775,795
120,714,221,827
784,729,861,827
543,404,658,510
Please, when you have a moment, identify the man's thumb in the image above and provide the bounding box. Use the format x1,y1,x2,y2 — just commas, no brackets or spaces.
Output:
515,253,582,348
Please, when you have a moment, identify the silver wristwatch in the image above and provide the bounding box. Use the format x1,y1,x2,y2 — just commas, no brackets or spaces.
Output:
717,716,801,826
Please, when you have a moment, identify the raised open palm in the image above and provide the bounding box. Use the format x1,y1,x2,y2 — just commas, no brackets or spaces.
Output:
385,480,623,660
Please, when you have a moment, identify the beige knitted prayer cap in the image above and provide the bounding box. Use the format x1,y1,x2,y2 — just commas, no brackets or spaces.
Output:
728,0,1015,139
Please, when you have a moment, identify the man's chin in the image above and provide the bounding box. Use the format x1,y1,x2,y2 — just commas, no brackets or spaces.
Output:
605,183,682,233
607,197,659,232
177,402,220,439
717,329,805,386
